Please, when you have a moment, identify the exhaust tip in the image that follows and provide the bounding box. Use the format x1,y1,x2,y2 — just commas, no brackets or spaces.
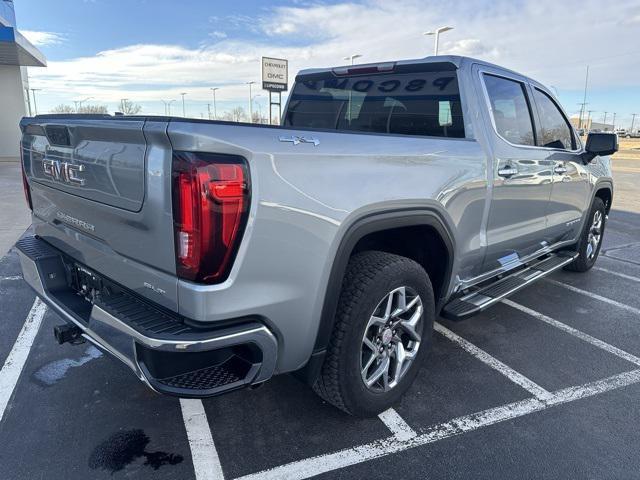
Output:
53,324,84,345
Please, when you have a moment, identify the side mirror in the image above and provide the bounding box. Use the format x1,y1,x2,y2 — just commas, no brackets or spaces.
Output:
582,132,618,163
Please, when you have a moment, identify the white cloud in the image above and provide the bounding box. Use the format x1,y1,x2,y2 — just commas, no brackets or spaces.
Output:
26,0,640,117
21,30,65,46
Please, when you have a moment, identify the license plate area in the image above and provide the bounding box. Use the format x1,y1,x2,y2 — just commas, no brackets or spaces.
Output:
67,262,114,303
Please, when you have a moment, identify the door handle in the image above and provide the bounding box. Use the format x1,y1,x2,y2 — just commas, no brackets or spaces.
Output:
498,165,518,178
554,164,568,175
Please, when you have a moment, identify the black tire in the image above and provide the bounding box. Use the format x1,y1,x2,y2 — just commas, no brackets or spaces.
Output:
565,197,606,272
313,251,435,417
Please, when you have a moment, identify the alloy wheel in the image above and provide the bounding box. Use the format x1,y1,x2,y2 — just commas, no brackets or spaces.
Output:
360,286,423,392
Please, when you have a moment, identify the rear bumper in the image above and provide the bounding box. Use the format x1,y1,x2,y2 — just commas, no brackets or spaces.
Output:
16,235,278,398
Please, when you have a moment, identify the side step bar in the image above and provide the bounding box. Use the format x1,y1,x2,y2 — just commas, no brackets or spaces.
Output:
442,251,578,321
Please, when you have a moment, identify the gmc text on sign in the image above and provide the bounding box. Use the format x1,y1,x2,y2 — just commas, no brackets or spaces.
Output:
262,57,288,92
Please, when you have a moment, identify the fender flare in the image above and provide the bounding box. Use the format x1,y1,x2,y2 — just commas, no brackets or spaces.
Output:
593,179,614,212
295,208,456,385
315,208,456,353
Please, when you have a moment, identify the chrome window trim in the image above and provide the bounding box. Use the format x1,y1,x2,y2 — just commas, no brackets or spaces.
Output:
477,67,582,154
530,85,583,152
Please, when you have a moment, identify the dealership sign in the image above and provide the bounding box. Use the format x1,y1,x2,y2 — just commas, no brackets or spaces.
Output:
262,57,288,92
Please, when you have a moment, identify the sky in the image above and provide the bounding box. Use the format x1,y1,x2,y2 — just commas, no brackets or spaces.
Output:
13,0,640,128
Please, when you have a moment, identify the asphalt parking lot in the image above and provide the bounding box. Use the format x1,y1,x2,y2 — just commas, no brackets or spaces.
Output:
1,154,640,479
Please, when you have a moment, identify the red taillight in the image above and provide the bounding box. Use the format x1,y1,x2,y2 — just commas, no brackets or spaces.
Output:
20,146,33,211
172,152,250,284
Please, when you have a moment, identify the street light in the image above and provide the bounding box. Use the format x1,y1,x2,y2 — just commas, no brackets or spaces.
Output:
180,92,188,117
210,87,219,120
30,88,41,115
76,97,93,111
246,81,256,123
423,26,454,55
343,54,362,65
161,99,176,115
252,94,263,123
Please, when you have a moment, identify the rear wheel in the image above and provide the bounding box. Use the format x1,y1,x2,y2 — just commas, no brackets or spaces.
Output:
313,251,434,416
565,197,606,272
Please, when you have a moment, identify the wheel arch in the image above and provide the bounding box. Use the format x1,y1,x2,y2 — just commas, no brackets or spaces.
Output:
296,208,456,384
594,182,613,214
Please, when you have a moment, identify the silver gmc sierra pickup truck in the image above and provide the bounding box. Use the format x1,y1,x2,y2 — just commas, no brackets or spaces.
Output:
16,55,617,416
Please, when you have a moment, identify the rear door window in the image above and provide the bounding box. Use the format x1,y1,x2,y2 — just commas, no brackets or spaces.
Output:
284,68,465,138
532,88,576,150
483,74,536,147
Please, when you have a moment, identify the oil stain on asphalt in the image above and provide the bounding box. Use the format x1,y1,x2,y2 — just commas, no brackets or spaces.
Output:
88,429,184,473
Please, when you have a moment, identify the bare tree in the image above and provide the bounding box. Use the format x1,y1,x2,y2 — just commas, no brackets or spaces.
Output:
222,106,248,123
77,104,109,114
50,104,76,114
251,110,267,124
119,99,142,115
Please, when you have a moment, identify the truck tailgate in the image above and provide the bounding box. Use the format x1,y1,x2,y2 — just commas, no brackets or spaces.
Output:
26,117,146,211
21,116,179,310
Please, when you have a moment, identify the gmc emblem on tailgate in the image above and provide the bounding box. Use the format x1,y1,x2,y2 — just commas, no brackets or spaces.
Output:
43,159,86,185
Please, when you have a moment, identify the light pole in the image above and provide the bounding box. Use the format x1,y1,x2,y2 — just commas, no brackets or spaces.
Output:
180,93,187,117
343,54,362,65
30,88,41,115
161,99,176,115
252,94,263,123
424,26,454,55
578,102,588,130
210,87,219,120
579,65,589,131
586,110,594,132
631,113,638,133
603,111,608,128
25,88,32,115
612,113,616,131
77,97,93,111
246,81,256,123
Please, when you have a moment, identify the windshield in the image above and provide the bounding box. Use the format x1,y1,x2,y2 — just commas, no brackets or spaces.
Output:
283,67,465,138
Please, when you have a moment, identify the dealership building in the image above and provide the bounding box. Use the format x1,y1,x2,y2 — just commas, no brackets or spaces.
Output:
0,0,45,159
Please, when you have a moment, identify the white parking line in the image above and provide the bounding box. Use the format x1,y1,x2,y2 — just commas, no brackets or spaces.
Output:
180,398,225,480
0,298,47,423
378,408,416,441
503,299,640,366
546,279,640,316
594,266,640,283
236,369,640,480
434,322,554,401
0,275,22,281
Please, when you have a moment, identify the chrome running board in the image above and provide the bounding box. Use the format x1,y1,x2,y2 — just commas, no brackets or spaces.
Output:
442,251,578,320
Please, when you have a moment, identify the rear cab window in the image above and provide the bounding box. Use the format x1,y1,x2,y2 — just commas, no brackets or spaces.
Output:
482,73,536,147
284,63,465,138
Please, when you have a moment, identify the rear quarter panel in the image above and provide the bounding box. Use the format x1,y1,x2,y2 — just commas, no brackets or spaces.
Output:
168,120,488,371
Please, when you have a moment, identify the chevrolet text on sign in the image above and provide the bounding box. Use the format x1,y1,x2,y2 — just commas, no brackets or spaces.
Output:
262,57,288,91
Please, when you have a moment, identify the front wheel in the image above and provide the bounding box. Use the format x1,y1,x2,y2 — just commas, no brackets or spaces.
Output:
313,251,434,416
565,197,606,272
